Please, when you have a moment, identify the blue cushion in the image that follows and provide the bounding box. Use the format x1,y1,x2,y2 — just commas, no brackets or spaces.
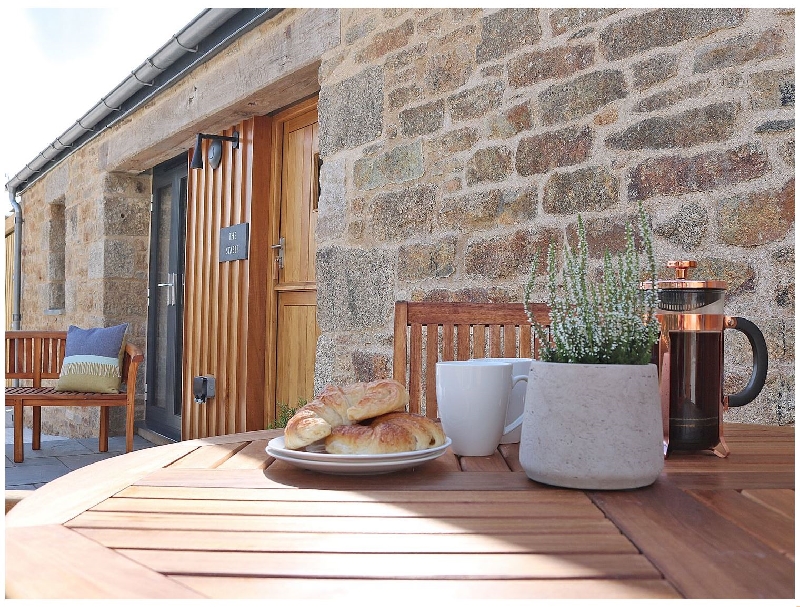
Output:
55,324,128,393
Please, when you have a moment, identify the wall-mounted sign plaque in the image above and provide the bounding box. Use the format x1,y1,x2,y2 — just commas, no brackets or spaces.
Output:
219,223,249,262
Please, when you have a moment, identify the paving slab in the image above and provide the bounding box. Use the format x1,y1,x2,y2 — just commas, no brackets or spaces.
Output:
59,452,126,471
5,418,158,490
5,452,70,468
5,460,71,486
75,435,157,452
4,443,152,488
5,440,94,461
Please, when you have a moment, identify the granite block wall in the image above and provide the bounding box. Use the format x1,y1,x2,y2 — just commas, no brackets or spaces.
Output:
315,8,795,425
17,144,150,437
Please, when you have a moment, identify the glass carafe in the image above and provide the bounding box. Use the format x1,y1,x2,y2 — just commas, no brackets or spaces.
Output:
644,261,768,457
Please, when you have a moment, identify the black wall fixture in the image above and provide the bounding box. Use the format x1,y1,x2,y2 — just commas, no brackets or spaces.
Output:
190,131,239,170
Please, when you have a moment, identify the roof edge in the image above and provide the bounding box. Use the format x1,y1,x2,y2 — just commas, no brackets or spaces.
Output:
6,7,281,195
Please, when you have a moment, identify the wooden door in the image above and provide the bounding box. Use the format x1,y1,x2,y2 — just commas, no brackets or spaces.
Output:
268,99,319,418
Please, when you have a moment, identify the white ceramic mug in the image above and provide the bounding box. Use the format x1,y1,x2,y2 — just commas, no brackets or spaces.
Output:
435,360,528,456
471,358,532,444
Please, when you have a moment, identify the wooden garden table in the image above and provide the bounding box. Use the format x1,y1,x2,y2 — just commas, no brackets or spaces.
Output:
5,423,794,599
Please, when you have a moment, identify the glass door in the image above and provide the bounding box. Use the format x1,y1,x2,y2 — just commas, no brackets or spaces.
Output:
145,158,187,440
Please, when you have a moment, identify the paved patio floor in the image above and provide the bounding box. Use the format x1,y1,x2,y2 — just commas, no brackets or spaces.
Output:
5,408,157,491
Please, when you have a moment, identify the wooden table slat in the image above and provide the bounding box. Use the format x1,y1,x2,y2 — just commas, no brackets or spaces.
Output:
720,425,794,438
661,471,795,490
663,457,795,470
119,549,664,580
135,468,544,491
499,442,523,471
459,451,512,471
171,576,683,599
5,525,202,598
215,439,270,469
589,480,794,599
740,488,795,519
416,450,461,471
75,528,640,554
688,489,795,559
115,486,594,503
168,442,249,469
68,510,622,535
90,496,607,519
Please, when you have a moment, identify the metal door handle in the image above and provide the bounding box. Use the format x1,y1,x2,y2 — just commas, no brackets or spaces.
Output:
156,273,177,305
271,237,285,269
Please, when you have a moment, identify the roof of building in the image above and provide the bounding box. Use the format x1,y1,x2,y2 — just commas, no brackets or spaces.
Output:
5,8,280,196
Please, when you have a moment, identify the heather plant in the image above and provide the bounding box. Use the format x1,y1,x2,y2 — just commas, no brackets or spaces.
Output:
524,203,660,365
267,397,307,429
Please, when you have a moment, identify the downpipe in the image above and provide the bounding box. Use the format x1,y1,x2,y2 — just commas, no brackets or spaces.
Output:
8,187,21,388
8,187,21,330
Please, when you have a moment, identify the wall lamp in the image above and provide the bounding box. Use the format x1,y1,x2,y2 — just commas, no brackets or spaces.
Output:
190,131,239,170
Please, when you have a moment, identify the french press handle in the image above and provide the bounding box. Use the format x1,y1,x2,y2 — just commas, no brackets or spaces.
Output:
725,317,768,407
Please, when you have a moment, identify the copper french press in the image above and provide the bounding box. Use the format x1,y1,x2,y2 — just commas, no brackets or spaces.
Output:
644,261,768,457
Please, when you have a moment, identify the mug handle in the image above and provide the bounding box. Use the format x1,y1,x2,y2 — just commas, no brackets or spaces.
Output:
503,374,528,435
726,317,768,407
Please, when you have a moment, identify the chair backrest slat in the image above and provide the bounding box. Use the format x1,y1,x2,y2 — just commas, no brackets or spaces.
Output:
442,325,454,361
393,301,550,419
457,324,470,360
425,333,438,418
473,325,486,358
6,331,142,390
5,332,68,386
489,324,501,357
408,323,423,415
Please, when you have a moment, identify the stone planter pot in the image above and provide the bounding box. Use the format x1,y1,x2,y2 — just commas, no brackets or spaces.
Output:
519,360,664,490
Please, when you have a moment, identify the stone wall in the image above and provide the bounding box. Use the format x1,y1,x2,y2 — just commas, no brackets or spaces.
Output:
315,8,795,425
18,143,151,437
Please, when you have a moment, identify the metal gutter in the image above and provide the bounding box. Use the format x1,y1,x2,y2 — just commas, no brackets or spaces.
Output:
5,7,281,195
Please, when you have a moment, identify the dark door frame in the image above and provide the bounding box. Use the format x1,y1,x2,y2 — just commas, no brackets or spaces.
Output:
145,156,187,440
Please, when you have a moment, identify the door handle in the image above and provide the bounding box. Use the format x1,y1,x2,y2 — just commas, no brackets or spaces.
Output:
156,272,177,306
271,237,285,270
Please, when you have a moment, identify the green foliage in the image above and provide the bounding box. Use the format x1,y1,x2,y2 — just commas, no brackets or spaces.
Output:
267,398,307,429
524,202,660,365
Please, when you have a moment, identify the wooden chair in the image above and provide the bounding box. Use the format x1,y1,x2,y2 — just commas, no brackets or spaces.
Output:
392,301,550,419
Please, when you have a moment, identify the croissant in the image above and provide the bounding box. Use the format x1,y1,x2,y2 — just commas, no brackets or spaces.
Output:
284,379,409,450
324,411,446,455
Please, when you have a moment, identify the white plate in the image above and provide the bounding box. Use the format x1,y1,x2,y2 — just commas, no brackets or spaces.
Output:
267,435,451,463
266,445,448,475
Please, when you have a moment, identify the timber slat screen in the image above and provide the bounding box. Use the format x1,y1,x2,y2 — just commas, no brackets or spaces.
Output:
184,117,271,439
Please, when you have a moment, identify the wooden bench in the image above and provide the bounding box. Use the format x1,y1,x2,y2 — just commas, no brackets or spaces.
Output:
5,331,144,463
